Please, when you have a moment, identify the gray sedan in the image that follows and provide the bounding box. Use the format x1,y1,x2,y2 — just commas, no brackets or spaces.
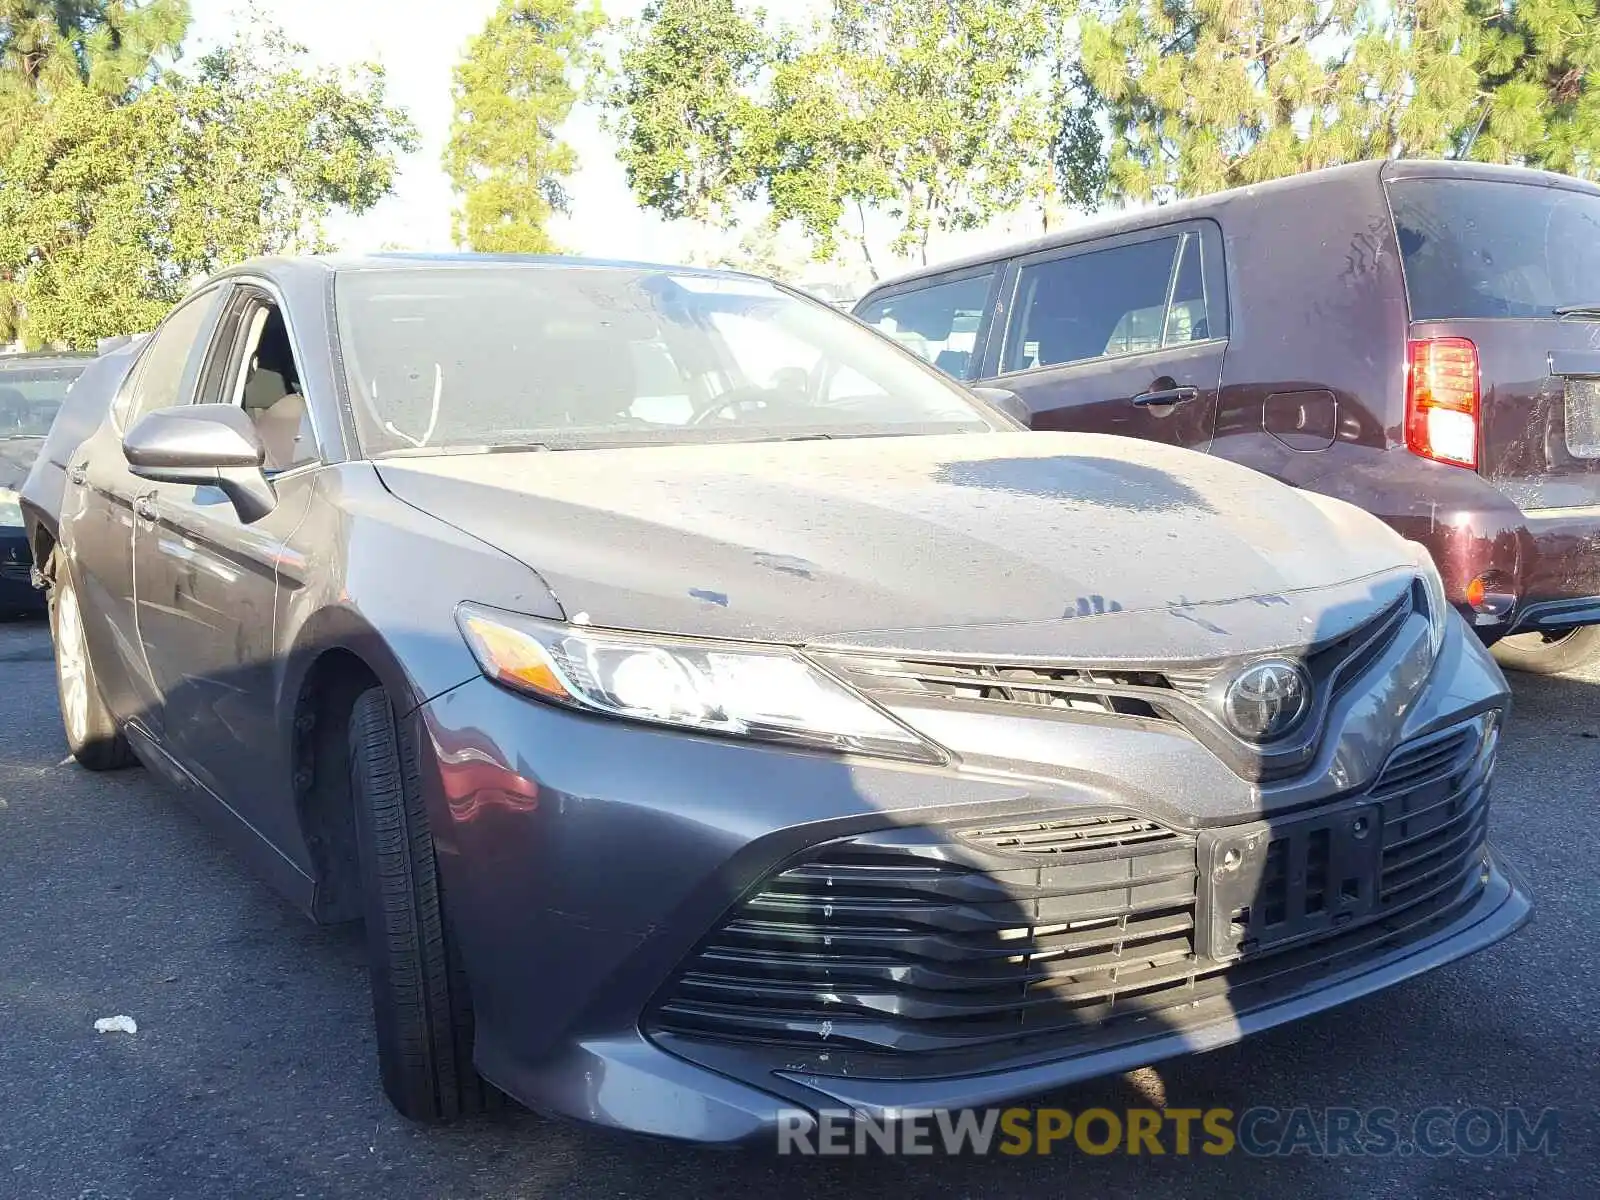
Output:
24,254,1528,1144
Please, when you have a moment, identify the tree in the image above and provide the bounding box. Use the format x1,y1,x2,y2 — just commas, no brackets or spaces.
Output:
0,20,415,346
611,0,1058,275
794,0,1053,264
609,0,777,227
1069,0,1600,205
0,0,187,146
1464,0,1600,175
1073,0,1484,204
445,0,603,253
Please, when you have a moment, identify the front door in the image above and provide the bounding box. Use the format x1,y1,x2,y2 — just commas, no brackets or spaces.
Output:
133,288,318,844
980,224,1230,451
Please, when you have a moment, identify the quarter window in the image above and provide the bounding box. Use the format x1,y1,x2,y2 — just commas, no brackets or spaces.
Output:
856,272,995,380
1004,233,1215,372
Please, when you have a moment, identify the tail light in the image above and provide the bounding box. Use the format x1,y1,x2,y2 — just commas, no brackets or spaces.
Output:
1406,338,1480,468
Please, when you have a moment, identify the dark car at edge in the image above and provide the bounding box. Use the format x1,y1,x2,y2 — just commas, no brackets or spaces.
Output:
1,351,94,614
855,158,1600,676
23,255,1528,1143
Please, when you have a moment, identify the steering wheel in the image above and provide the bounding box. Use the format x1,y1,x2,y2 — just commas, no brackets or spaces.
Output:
688,384,783,426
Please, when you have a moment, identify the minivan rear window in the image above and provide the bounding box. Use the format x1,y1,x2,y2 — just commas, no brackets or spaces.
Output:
1389,178,1600,320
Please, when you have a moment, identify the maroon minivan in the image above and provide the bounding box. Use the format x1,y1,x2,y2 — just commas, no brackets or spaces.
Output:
854,159,1600,673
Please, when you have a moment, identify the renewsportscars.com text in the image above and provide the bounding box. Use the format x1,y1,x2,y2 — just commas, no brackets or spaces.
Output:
776,1105,1560,1158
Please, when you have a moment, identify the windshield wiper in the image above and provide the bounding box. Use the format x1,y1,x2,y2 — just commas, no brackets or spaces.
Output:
1554,303,1600,319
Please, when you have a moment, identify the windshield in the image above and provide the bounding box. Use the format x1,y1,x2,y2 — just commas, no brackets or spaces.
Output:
334,266,998,454
0,360,87,438
1388,178,1600,320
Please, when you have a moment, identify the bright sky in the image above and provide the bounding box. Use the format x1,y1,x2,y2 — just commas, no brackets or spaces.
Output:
185,0,1066,285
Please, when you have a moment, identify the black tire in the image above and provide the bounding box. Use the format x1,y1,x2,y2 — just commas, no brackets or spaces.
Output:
49,558,137,771
1490,626,1600,675
347,686,498,1122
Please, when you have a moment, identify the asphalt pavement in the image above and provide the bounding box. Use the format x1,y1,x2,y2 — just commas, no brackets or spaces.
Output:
1,614,1595,1199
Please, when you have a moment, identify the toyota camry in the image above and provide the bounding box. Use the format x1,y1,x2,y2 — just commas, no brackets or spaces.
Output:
25,255,1529,1142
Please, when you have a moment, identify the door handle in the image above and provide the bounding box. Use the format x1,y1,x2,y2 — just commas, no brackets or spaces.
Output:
1131,386,1200,407
133,493,158,522
69,462,87,485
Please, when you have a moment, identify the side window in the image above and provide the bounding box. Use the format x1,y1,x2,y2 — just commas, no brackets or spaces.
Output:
1003,233,1214,373
226,298,317,472
115,291,218,426
856,272,995,380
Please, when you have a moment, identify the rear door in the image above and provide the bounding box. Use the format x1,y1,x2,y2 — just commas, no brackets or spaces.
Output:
978,223,1228,450
1388,175,1600,511
853,265,1002,381
61,287,225,731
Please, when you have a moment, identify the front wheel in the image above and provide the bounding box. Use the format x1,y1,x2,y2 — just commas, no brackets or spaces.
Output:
347,686,499,1122
1491,626,1600,675
50,560,136,771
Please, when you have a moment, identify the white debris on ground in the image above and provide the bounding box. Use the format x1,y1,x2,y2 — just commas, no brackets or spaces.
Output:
93,1015,138,1035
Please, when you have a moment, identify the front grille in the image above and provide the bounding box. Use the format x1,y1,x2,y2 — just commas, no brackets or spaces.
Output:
821,658,1179,721
0,560,30,582
1375,724,1491,910
815,587,1415,787
653,815,1203,1056
649,716,1496,1073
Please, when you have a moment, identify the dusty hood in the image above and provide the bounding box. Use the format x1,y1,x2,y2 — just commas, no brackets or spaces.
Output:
375,432,1416,658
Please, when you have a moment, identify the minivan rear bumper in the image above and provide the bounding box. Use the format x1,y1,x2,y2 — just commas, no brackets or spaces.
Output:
1394,498,1600,640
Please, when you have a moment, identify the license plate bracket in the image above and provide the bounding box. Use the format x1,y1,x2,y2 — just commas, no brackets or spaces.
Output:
1197,804,1383,962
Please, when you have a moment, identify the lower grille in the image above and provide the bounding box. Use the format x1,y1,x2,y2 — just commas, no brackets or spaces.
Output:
649,716,1497,1073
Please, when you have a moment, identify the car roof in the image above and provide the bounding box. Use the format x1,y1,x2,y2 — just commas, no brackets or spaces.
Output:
861,158,1600,294
0,350,94,368
214,252,774,284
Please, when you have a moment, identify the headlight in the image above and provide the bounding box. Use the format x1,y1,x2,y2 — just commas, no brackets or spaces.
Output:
1407,541,1452,657
455,603,942,763
0,487,23,528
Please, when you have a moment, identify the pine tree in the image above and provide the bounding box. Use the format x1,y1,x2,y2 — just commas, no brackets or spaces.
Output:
444,0,603,253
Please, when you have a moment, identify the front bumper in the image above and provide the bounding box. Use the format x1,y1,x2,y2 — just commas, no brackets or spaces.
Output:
457,852,1529,1146
412,618,1525,1144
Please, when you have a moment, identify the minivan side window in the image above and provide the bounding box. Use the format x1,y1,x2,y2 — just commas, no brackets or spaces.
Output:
1003,233,1213,373
856,271,995,380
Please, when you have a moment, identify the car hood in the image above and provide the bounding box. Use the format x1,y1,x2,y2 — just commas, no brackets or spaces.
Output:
375,432,1417,660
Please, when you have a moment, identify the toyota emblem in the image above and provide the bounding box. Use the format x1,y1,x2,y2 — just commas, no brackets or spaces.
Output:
1222,659,1312,742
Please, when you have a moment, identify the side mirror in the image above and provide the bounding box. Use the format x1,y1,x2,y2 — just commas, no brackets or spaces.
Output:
123,406,277,523
971,386,1033,429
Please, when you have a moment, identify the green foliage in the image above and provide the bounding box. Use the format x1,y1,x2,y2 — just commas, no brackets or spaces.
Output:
1073,0,1600,204
609,0,776,226
1464,0,1600,175
611,0,1060,274
445,0,603,253
0,1,188,141
1075,0,1482,203
0,19,415,347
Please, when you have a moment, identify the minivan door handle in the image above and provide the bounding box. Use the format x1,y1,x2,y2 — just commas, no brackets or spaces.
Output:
1131,386,1200,407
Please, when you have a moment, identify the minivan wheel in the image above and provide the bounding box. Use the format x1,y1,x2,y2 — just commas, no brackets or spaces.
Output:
1491,626,1600,675
347,686,499,1122
49,560,137,771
